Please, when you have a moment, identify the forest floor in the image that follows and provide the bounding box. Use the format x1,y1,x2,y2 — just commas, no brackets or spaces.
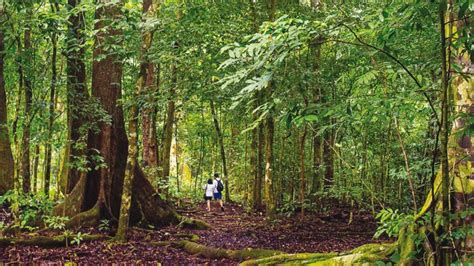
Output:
0,202,386,264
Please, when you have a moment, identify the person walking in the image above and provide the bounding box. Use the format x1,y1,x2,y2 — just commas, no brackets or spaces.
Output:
203,178,215,212
213,173,225,211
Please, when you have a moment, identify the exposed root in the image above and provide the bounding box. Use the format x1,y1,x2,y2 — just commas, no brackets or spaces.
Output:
240,253,338,265
241,243,395,265
66,203,101,228
0,234,107,248
172,240,284,260
177,216,210,230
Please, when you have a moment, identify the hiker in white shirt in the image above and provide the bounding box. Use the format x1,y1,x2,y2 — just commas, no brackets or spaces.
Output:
203,178,215,212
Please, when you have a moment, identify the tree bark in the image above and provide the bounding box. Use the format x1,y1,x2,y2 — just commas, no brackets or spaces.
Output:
210,100,230,201
0,20,14,195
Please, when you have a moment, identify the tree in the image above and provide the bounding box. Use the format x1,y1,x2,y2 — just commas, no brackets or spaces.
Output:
56,0,180,228
43,0,60,196
0,6,14,195
161,2,182,192
210,100,230,201
263,0,277,216
20,4,33,193
141,0,161,168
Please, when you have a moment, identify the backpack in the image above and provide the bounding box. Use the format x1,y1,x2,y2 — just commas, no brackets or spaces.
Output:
216,180,224,192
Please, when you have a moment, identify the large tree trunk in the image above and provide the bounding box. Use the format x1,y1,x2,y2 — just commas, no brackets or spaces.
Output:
64,0,88,194
210,100,230,201
56,0,179,229
21,7,33,193
0,19,14,195
398,8,473,264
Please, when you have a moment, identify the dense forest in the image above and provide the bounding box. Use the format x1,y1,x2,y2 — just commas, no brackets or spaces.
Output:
0,0,472,264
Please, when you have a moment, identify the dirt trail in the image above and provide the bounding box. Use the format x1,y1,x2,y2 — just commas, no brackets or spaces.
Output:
0,202,384,264
181,202,382,254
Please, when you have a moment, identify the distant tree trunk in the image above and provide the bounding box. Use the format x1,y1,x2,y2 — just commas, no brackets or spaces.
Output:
64,0,88,194
250,0,263,211
322,128,334,188
210,100,230,201
162,63,176,193
175,121,180,193
257,114,264,207
21,8,33,193
394,117,417,213
251,124,260,210
44,1,59,196
32,145,40,193
263,0,277,216
0,22,14,195
310,29,322,194
12,37,23,188
299,126,307,218
312,136,321,193
264,111,275,215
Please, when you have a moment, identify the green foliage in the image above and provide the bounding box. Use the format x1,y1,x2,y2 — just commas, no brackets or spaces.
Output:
44,215,69,231
99,219,111,233
0,190,55,231
374,209,414,238
71,232,84,246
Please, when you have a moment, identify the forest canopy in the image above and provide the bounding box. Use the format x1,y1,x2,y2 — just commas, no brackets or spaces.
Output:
0,0,472,264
